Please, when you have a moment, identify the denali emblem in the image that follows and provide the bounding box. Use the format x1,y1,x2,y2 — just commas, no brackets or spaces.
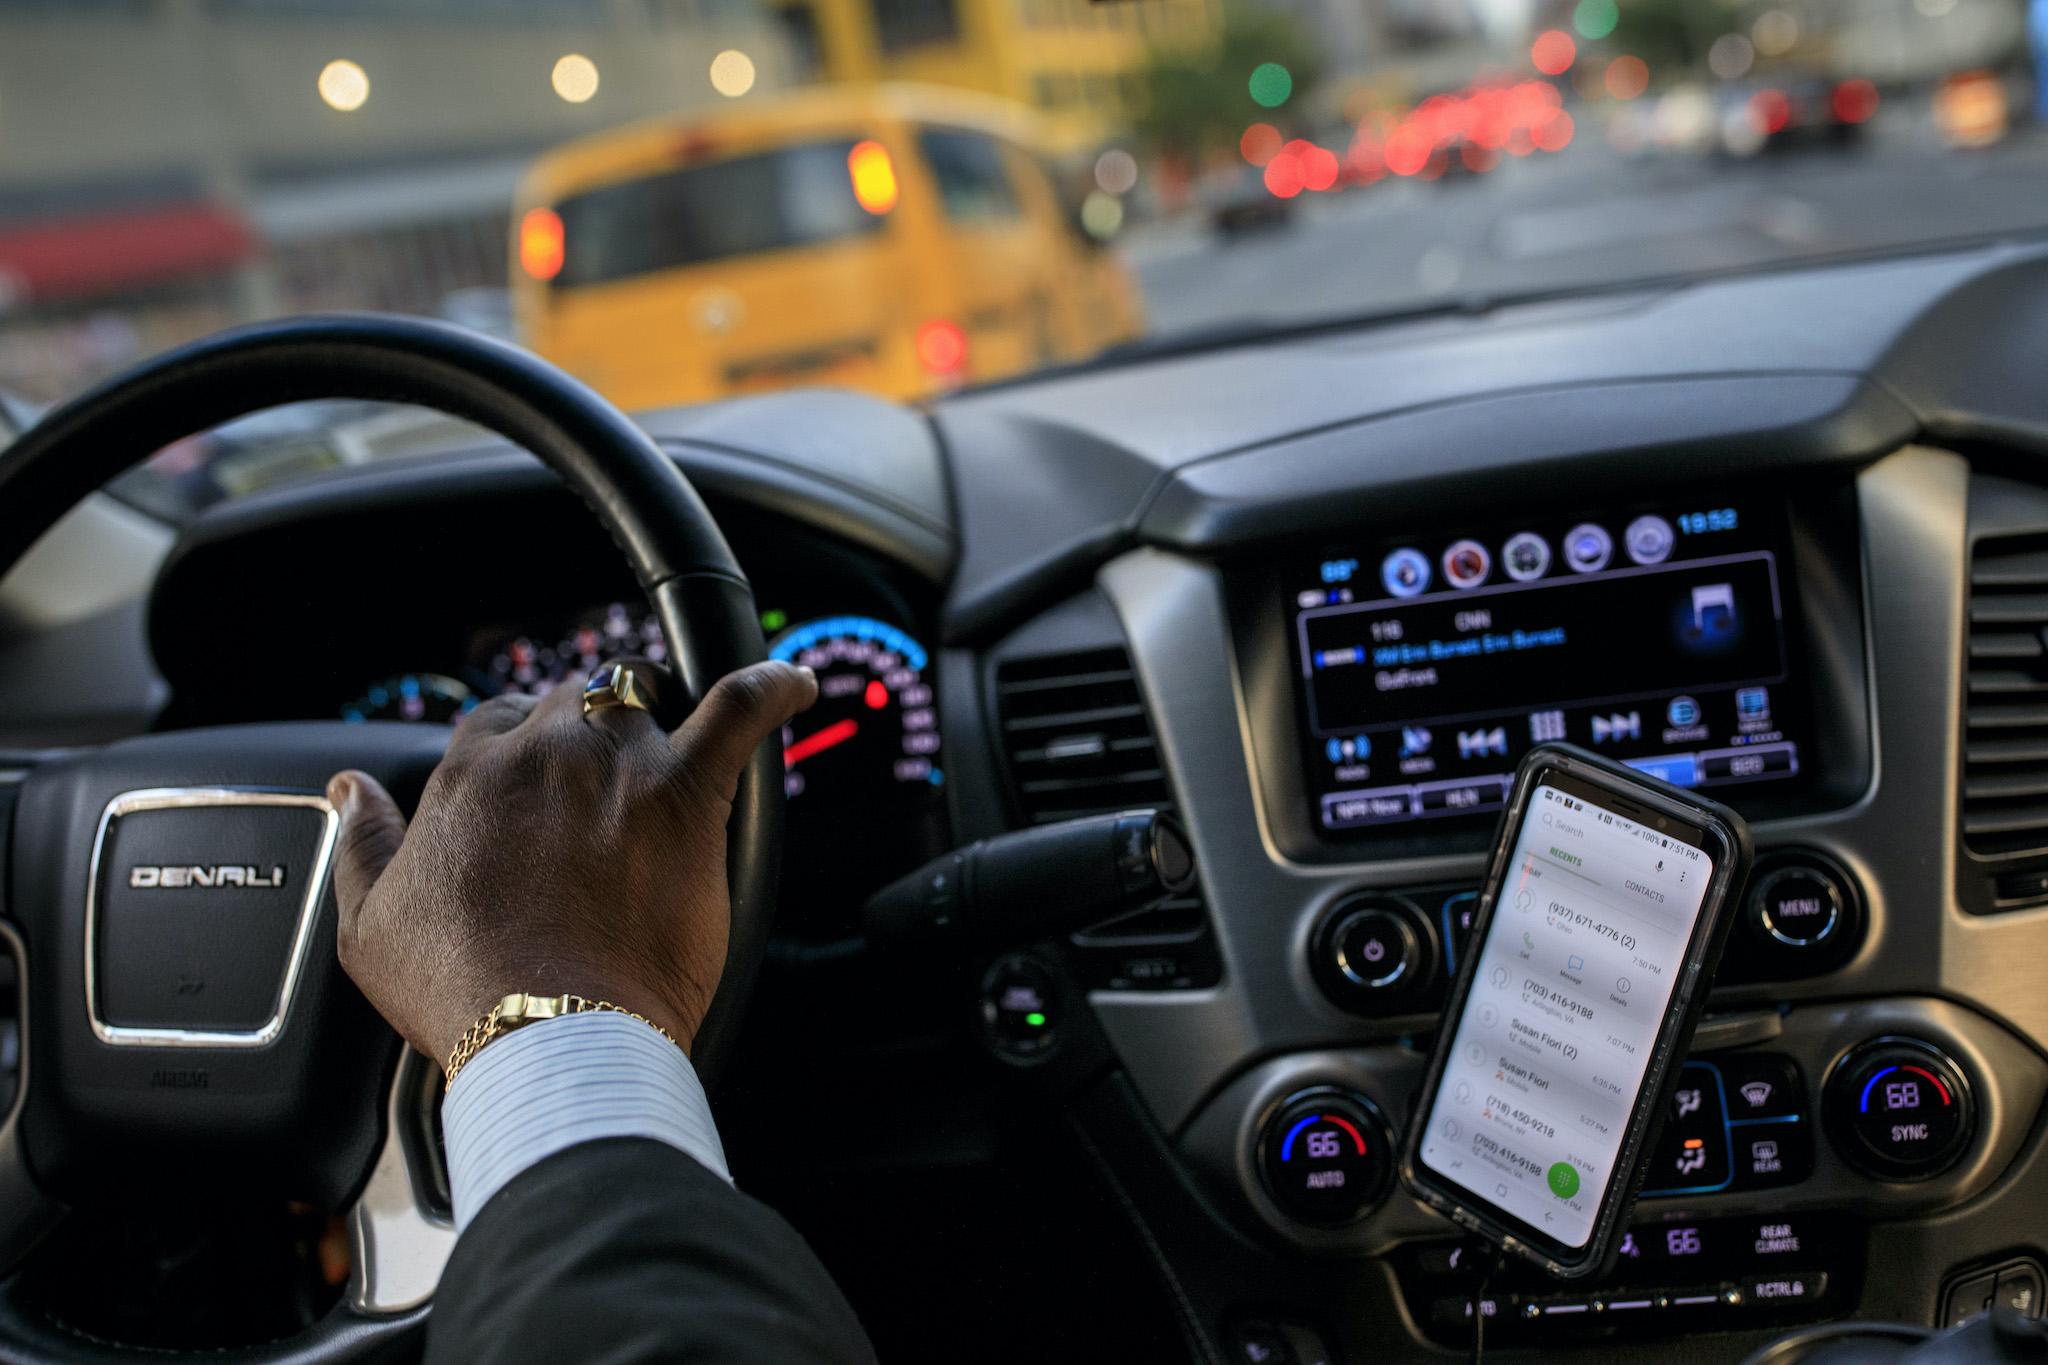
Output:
129,865,286,890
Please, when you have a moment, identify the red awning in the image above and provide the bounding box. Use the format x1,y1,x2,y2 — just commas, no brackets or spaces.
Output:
0,202,257,305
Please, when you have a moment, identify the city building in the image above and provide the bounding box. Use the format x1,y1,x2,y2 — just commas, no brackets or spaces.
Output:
0,0,796,401
767,0,1217,152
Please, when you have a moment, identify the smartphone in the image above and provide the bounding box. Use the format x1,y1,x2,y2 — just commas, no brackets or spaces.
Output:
1400,743,1752,1280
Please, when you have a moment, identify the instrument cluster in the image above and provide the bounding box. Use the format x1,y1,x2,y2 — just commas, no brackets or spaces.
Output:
344,604,936,797
339,602,949,923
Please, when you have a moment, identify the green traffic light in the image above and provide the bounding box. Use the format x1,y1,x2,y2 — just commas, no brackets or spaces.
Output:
1573,0,1618,40
1248,62,1293,109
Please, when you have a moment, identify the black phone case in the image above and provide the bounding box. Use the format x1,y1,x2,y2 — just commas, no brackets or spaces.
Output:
1397,742,1754,1281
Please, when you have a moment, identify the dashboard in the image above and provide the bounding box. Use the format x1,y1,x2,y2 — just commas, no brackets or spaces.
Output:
20,240,2048,1362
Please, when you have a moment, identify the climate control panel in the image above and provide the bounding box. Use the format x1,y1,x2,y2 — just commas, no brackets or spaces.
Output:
1185,998,2041,1355
1639,1054,1813,1197
1401,1212,1855,1347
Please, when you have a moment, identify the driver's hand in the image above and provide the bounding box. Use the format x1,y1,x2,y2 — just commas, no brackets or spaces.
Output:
325,660,817,1071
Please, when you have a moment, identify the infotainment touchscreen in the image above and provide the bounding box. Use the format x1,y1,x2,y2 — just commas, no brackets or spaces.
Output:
1290,503,1807,836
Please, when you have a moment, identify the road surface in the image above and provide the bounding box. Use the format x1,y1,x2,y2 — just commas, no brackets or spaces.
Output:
1122,121,2048,337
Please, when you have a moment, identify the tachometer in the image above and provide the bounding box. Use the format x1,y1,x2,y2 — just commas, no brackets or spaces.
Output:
769,615,939,803
479,601,667,695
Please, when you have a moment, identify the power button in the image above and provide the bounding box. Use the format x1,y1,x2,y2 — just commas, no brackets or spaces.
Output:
1336,909,1418,989
1312,895,1436,1015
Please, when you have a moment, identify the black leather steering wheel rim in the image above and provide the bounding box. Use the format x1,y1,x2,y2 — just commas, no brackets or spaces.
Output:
0,313,780,1085
0,315,783,1359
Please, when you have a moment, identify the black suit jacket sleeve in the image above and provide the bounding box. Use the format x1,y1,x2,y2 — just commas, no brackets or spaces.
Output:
425,1137,878,1364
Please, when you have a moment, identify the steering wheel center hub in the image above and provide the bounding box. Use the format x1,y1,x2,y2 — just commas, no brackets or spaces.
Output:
86,788,337,1046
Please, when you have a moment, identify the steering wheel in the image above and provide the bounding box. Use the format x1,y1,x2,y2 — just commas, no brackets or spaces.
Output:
0,316,783,1361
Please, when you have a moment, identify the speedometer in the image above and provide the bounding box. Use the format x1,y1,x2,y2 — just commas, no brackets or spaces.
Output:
770,615,939,803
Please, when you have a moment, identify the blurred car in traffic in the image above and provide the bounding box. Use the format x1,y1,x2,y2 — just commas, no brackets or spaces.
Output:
511,83,1142,409
1714,71,1880,157
1933,69,2013,148
1206,162,1295,238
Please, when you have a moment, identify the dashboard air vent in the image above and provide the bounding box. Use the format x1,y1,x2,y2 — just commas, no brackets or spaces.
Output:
995,647,1169,824
1964,533,2048,882
994,647,1218,988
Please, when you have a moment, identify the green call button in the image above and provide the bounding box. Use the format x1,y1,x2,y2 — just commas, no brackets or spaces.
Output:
1546,1161,1580,1199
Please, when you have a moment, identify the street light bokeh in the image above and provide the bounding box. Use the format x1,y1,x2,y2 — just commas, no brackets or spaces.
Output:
552,54,600,104
317,59,369,113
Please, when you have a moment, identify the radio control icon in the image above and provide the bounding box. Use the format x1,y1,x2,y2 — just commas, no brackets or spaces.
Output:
1503,531,1550,581
1382,548,1432,599
1591,712,1641,744
1442,539,1492,590
1563,523,1613,573
1626,515,1675,565
1458,727,1507,759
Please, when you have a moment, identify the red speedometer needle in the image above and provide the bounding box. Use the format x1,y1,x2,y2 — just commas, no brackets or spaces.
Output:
784,717,858,767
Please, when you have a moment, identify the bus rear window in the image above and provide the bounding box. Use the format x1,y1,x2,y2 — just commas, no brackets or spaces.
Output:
553,140,884,288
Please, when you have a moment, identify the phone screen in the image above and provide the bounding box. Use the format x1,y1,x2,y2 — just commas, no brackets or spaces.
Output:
1418,780,1715,1251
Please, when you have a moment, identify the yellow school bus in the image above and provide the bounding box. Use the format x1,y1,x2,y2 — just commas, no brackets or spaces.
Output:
511,84,1144,410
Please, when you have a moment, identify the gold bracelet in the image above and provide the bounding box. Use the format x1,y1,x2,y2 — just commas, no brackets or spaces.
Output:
443,992,678,1089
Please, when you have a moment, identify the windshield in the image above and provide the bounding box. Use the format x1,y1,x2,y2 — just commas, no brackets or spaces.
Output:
0,0,2042,505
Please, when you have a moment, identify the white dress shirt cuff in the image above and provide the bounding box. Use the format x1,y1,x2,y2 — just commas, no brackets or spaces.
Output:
440,1010,729,1230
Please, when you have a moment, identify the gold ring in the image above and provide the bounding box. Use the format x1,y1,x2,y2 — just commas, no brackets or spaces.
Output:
582,663,653,717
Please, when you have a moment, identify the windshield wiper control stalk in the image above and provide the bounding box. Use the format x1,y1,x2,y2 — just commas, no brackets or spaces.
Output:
863,809,1196,947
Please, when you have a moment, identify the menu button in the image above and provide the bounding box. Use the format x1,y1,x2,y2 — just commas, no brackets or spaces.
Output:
1750,865,1844,947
